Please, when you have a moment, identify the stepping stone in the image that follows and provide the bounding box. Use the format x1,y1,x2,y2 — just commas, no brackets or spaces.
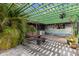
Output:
32,52,36,55
55,53,58,56
29,51,33,54
64,44,67,47
55,49,58,52
63,51,66,54
43,42,46,44
52,52,57,56
34,47,38,49
68,52,71,56
59,46,61,48
46,46,49,48
45,45,47,47
21,53,27,56
37,48,41,51
51,44,53,46
56,43,58,45
36,54,40,56
69,48,73,52
69,53,74,56
62,47,65,49
52,48,54,51
31,51,35,54
71,54,76,56
42,45,46,47
49,46,52,49
45,51,50,55
65,47,68,50
47,43,50,46
36,47,39,49
67,45,70,48
73,49,76,53
39,49,44,52
27,49,31,52
42,50,47,53
61,44,64,45
56,45,58,47
41,45,44,46
48,46,51,49
59,50,62,53
58,43,60,45
30,51,33,53
44,45,47,47
53,44,55,46
49,52,54,56
45,46,48,48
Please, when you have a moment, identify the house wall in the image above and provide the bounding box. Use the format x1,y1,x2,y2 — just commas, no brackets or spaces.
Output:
45,23,73,36
45,23,73,43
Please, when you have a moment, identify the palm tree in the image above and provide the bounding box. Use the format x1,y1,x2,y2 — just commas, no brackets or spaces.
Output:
0,3,29,49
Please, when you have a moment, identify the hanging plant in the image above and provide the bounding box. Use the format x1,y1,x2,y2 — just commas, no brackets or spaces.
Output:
59,11,66,19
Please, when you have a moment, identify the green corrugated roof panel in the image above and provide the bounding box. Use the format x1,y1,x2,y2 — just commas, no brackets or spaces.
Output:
28,16,76,24
18,3,79,24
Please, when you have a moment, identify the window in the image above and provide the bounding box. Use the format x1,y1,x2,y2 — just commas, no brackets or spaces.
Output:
57,24,65,29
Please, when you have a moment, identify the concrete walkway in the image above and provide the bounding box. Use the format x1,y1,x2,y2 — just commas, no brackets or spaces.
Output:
0,45,32,56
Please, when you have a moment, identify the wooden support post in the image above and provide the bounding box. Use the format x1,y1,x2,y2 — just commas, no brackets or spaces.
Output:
71,15,78,44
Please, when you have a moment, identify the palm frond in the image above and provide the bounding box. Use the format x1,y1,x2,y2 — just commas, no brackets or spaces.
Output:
0,3,28,49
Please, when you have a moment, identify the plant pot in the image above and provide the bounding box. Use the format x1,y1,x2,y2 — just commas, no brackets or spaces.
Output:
70,44,77,49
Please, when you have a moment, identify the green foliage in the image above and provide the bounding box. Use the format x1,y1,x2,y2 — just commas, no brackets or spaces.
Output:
26,24,37,33
0,3,28,49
